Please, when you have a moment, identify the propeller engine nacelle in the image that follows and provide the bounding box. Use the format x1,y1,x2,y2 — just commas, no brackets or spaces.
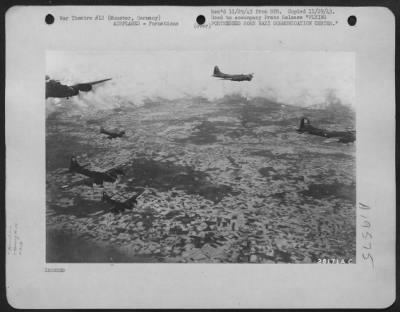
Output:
76,84,93,92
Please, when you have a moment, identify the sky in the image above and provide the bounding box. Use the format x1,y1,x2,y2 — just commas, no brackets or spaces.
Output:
46,51,355,109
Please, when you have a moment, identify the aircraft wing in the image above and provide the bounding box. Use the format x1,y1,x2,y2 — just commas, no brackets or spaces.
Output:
87,78,112,85
72,78,112,87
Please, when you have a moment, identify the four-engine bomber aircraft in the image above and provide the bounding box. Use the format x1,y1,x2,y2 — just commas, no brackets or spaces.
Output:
100,127,126,139
298,117,356,143
212,66,254,82
45,75,112,99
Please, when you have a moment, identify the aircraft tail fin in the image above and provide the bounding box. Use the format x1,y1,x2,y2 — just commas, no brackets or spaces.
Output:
213,66,222,76
69,155,85,172
299,117,311,131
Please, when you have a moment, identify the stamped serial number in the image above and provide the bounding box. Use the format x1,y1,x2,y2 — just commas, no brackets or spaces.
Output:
317,258,353,264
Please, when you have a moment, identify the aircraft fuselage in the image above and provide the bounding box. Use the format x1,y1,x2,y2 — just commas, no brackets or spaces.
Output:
45,77,112,99
212,66,253,82
45,80,79,99
213,73,253,81
298,118,355,143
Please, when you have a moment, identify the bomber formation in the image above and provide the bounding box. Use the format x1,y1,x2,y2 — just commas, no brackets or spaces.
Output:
46,66,356,263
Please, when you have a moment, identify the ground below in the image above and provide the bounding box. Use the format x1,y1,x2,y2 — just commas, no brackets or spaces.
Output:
46,95,356,263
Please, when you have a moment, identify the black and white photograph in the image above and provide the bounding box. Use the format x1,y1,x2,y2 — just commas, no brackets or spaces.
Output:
6,6,395,309
46,51,356,263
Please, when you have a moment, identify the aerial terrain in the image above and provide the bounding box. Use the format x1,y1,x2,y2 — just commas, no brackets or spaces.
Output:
46,94,356,263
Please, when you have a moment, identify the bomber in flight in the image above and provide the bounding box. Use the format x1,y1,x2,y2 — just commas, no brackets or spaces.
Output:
68,156,124,187
45,75,112,99
212,66,254,82
100,127,126,139
297,117,356,143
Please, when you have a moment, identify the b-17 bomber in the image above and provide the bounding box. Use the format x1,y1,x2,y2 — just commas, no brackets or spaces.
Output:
68,156,124,187
298,117,356,143
45,75,112,99
100,127,126,139
212,66,254,82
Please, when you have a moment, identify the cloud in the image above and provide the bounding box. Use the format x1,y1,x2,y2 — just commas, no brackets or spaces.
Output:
46,51,355,110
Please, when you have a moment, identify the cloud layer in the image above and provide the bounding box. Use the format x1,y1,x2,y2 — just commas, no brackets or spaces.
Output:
46,51,355,110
